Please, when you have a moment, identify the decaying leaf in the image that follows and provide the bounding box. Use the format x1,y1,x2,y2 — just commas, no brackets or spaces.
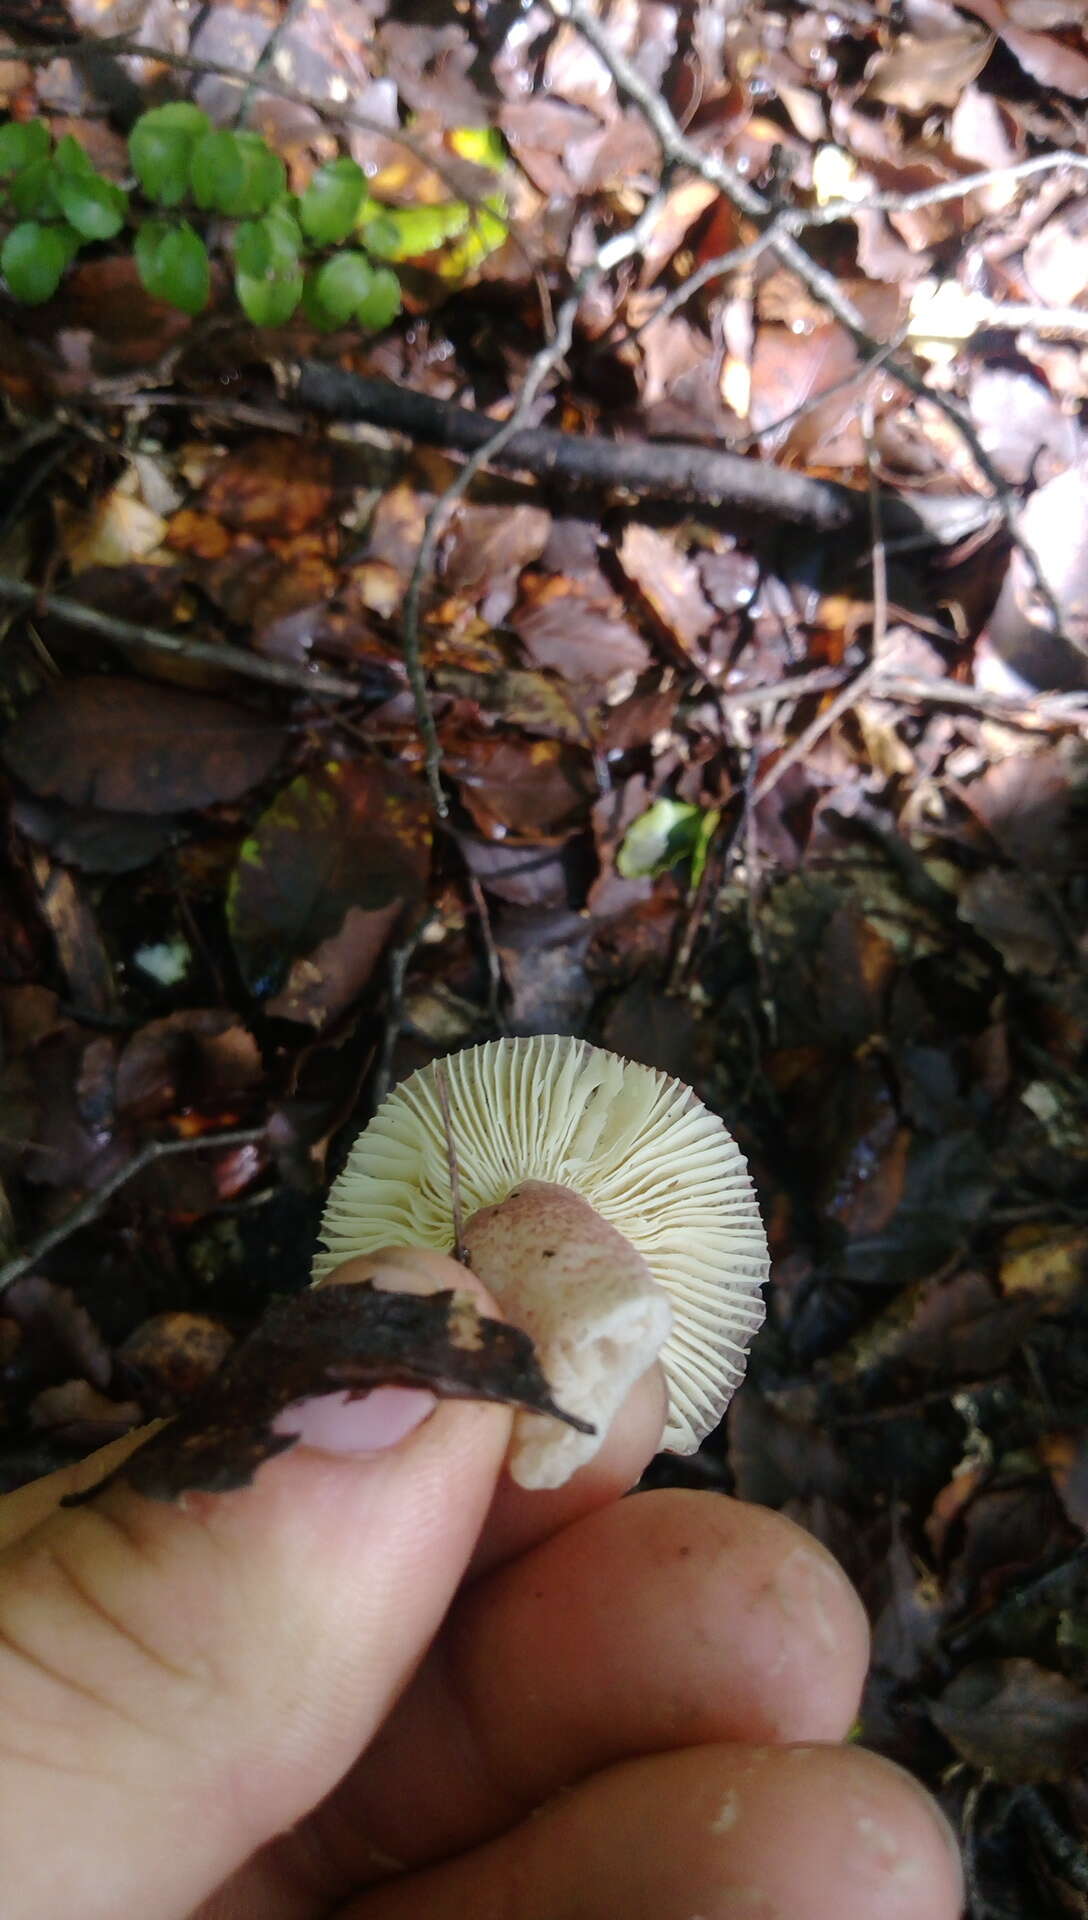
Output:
2,678,282,814
227,761,431,998
930,1659,1088,1783
64,1282,593,1504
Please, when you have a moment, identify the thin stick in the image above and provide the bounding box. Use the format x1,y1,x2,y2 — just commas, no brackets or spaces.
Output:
0,1126,268,1296
752,660,879,803
433,1061,467,1265
0,574,361,702
862,398,889,663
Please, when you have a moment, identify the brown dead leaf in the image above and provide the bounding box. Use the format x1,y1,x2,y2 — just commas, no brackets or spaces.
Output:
445,735,594,839
862,29,992,111
930,1659,1088,1782
199,438,334,537
29,855,117,1018
442,501,551,597
116,1012,261,1124
513,573,650,688
957,0,1088,94
616,524,716,664
266,901,404,1028
2,678,282,814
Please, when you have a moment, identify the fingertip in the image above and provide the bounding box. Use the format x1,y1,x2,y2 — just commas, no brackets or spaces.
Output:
472,1361,668,1574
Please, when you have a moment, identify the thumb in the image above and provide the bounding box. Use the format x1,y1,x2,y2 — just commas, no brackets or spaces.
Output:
0,1252,512,1920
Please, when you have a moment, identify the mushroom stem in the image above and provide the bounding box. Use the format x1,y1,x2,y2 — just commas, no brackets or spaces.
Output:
463,1180,673,1490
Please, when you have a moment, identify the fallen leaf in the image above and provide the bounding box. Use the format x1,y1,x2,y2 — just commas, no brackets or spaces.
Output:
512,573,650,688
957,0,1088,93
63,1281,592,1504
958,870,1065,975
199,437,335,537
12,795,181,874
2,678,282,814
930,1659,1088,1782
227,760,431,998
116,1012,262,1124
445,735,594,839
266,901,404,1027
862,29,992,111
616,524,716,663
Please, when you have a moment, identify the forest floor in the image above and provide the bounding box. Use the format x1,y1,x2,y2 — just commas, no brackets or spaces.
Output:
1,3,1088,1913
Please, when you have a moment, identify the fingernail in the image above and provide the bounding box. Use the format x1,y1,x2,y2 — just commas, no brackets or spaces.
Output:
272,1386,437,1455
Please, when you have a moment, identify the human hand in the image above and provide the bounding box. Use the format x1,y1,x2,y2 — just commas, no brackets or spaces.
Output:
0,1248,963,1920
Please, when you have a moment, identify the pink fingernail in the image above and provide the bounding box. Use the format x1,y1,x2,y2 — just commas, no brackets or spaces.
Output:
272,1387,437,1455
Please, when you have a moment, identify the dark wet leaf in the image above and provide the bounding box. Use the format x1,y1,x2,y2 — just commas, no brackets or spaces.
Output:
115,1012,262,1124
2,678,282,814
227,761,431,998
12,795,181,875
930,1660,1088,1782
64,1282,593,1504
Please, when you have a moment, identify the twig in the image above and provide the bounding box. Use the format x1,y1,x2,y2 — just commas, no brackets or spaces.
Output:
862,398,888,662
805,152,1088,230
464,870,505,1029
871,671,1088,735
550,0,1069,642
752,659,879,803
433,1060,467,1265
0,1127,268,1296
0,574,361,701
294,366,987,543
372,916,430,1110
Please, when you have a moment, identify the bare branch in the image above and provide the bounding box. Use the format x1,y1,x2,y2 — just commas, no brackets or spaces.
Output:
0,574,361,702
0,1127,268,1296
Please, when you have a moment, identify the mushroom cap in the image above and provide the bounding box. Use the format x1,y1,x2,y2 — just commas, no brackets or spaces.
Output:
313,1035,769,1457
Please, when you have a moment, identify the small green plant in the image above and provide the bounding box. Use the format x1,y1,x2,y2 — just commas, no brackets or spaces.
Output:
0,107,508,325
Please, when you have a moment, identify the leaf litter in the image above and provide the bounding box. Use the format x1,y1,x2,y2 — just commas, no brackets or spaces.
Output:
0,1,1088,1909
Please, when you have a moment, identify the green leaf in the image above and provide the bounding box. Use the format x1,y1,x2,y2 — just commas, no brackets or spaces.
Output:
616,798,720,881
235,266,303,326
312,249,373,325
362,199,470,261
234,203,301,277
135,220,210,313
233,134,285,215
0,120,51,176
9,155,60,219
354,264,401,330
190,129,285,217
129,103,210,206
189,128,246,212
298,156,366,244
52,133,94,176
54,170,127,240
448,125,506,170
1,221,68,303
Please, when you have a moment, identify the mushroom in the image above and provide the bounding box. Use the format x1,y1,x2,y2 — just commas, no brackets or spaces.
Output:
313,1035,769,1488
